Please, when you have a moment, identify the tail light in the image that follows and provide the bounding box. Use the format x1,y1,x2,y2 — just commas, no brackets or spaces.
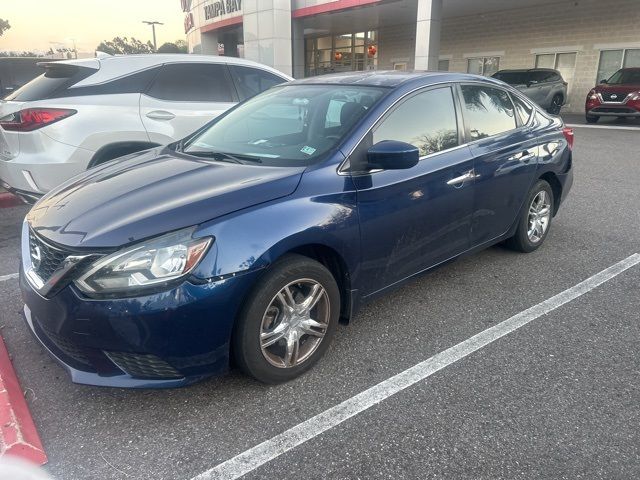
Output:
0,108,77,132
562,127,574,150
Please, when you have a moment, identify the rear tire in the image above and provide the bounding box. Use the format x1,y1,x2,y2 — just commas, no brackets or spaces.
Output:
232,254,340,384
585,114,599,124
547,94,563,115
505,179,554,253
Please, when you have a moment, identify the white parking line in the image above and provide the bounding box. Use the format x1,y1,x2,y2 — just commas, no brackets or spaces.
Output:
566,123,640,131
0,273,18,283
191,253,640,480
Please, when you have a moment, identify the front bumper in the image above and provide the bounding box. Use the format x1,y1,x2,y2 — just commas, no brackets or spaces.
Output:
20,267,261,388
586,105,640,117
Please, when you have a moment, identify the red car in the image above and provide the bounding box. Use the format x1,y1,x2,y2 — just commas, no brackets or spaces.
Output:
585,67,640,123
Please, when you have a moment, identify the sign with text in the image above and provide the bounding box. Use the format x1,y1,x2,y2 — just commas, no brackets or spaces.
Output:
204,0,242,21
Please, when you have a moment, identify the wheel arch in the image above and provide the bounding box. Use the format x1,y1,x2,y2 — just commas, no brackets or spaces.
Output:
539,171,562,216
88,141,161,168
283,244,354,324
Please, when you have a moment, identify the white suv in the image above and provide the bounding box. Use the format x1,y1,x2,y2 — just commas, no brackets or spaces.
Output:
0,54,291,202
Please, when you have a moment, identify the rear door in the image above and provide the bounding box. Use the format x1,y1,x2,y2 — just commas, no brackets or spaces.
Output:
459,84,539,246
140,62,238,144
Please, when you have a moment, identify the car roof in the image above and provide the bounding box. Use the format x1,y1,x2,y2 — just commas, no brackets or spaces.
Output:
495,68,559,73
39,54,292,87
290,70,502,88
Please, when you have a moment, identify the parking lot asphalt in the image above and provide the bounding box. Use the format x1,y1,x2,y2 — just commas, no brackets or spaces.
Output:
0,126,638,480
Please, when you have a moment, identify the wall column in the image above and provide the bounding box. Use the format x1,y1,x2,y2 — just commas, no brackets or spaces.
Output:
291,18,305,79
414,0,442,71
243,1,293,76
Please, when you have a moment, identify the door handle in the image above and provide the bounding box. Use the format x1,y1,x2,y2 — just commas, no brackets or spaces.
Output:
146,110,176,120
508,150,537,163
447,170,476,187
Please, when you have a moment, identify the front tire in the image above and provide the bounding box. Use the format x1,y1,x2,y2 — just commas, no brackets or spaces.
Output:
585,114,599,124
232,254,340,384
506,179,554,253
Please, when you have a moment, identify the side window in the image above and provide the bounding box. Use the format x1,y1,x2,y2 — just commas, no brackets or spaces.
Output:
460,85,516,139
229,66,286,100
373,87,459,157
512,95,533,125
56,67,160,98
147,63,235,102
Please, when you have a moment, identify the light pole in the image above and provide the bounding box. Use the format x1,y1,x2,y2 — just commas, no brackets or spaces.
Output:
142,20,163,51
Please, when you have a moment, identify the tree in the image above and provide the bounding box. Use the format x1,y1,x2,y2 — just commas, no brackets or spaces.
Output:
157,40,188,54
157,42,180,53
0,18,10,37
96,37,154,55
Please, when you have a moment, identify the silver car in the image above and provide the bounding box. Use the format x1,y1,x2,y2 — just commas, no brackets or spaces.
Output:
493,68,567,114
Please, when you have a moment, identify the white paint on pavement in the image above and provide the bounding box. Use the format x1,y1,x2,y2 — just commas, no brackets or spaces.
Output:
0,273,18,283
191,253,640,480
566,123,640,131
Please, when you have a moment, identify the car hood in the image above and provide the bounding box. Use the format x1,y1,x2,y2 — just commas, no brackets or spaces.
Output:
27,147,305,248
595,83,640,94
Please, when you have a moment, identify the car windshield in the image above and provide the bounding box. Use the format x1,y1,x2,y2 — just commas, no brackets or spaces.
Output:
606,69,640,85
183,84,388,166
493,71,530,85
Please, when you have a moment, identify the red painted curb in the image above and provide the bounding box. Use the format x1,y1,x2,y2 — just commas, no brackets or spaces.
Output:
0,336,47,465
0,193,23,209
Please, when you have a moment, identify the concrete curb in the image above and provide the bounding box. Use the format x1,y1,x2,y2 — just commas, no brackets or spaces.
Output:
0,193,23,209
0,336,47,465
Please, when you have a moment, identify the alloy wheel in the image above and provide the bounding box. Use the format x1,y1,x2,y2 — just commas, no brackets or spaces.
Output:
527,190,551,243
260,279,330,368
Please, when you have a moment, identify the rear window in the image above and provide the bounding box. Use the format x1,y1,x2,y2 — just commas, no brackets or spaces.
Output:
493,71,529,85
4,64,96,101
146,63,235,102
229,65,286,100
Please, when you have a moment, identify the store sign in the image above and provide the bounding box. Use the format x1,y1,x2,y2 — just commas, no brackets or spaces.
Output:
184,12,194,33
204,0,242,21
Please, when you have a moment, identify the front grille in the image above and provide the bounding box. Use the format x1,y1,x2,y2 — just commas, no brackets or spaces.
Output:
104,352,183,379
601,92,628,103
592,106,636,114
29,229,72,283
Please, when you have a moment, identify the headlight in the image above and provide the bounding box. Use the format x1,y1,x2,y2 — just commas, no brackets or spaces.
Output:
75,228,211,296
631,91,640,101
588,89,598,100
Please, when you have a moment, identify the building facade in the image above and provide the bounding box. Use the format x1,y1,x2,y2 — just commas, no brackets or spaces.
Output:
182,0,640,113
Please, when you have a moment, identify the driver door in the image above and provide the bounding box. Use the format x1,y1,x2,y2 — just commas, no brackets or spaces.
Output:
349,86,475,296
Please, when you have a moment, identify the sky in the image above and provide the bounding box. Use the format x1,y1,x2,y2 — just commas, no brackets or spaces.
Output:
0,0,185,53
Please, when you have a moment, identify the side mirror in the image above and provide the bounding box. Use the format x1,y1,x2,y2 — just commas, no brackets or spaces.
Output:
527,80,538,87
366,140,419,170
600,79,608,84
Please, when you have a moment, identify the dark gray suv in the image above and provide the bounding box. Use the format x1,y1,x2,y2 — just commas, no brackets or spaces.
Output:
493,68,567,114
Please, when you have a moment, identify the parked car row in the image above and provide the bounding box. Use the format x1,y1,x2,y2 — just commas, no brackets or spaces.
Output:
491,66,640,123
0,54,291,202
585,67,640,123
14,66,574,387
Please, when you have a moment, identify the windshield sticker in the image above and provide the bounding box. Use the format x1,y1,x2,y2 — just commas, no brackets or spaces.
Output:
300,146,316,156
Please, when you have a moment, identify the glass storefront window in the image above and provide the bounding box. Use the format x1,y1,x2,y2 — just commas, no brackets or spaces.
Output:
305,30,378,77
597,48,640,83
624,49,640,68
536,52,577,94
467,57,500,76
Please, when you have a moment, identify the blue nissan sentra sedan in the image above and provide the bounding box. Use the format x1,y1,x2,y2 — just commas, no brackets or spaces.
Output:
19,71,573,388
